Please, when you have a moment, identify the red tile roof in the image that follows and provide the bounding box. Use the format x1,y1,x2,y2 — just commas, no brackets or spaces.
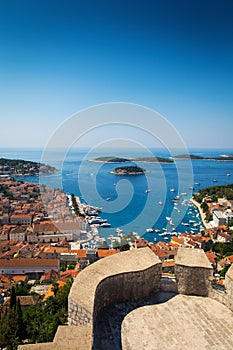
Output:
97,249,119,258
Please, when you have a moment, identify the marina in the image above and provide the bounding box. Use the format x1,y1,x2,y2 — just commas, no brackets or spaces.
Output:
3,147,233,246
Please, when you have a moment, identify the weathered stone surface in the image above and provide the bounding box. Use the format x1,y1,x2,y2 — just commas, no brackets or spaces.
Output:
122,294,233,350
18,326,92,350
225,264,233,311
19,248,233,350
68,247,162,326
175,248,213,296
175,247,212,268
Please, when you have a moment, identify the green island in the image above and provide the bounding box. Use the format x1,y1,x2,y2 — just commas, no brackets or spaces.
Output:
89,156,173,164
0,158,57,176
109,165,148,175
174,154,233,161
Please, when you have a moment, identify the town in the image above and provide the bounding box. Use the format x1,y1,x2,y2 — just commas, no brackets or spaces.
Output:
0,174,233,348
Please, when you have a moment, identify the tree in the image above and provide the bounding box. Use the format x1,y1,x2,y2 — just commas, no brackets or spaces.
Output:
10,286,16,309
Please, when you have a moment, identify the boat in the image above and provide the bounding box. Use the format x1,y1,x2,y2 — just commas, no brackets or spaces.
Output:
158,201,163,205
145,189,151,193
154,229,161,233
115,228,123,234
100,222,111,227
227,173,231,176
181,222,190,226
106,197,111,201
181,192,187,196
166,216,171,221
194,182,200,185
146,228,154,233
170,188,175,192
212,179,218,182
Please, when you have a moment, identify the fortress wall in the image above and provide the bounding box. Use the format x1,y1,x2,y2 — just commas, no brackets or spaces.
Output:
68,299,92,326
18,248,233,350
68,248,162,326
175,248,213,296
225,264,233,311
94,264,161,321
209,287,227,306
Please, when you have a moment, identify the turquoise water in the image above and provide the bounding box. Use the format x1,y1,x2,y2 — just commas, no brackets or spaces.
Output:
1,148,233,242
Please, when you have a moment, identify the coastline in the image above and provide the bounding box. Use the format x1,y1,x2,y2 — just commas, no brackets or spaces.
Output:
190,197,212,229
109,170,150,175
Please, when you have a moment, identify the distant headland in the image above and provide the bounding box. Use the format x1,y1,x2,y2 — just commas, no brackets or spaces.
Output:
89,156,173,164
109,165,148,175
173,154,233,161
0,158,57,176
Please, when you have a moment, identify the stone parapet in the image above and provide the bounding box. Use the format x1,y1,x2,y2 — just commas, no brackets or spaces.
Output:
175,247,213,296
68,247,162,326
225,264,233,311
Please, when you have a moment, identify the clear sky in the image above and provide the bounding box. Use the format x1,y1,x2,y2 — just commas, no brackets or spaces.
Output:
0,0,233,149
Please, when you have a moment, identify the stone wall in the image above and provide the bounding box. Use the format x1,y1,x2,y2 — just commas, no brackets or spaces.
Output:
68,247,162,327
18,247,233,350
175,247,213,296
225,264,233,311
94,264,161,321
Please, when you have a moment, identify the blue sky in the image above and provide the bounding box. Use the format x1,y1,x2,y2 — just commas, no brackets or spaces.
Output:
0,0,233,148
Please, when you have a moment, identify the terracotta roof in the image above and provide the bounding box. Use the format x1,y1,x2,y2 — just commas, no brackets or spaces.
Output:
205,252,217,263
162,261,175,268
11,214,31,219
155,250,169,258
226,255,233,263
97,249,119,258
76,250,87,259
60,270,78,281
33,223,59,233
12,275,28,282
0,258,59,268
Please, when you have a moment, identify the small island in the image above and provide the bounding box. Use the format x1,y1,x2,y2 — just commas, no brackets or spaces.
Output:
0,158,57,176
89,156,173,164
109,165,148,175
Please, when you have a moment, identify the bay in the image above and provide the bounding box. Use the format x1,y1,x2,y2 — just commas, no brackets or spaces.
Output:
1,147,233,243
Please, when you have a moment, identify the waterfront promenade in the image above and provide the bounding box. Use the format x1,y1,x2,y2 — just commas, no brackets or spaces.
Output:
190,198,212,229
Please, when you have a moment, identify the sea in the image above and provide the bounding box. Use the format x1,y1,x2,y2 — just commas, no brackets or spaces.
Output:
1,147,233,243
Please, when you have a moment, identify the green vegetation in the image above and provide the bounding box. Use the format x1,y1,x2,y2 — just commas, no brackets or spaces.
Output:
90,156,173,163
71,193,84,218
110,165,147,175
174,154,205,159
0,287,25,350
133,157,173,163
90,156,130,163
212,240,233,258
219,264,231,277
0,279,73,349
0,158,57,176
193,184,233,203
174,154,233,161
